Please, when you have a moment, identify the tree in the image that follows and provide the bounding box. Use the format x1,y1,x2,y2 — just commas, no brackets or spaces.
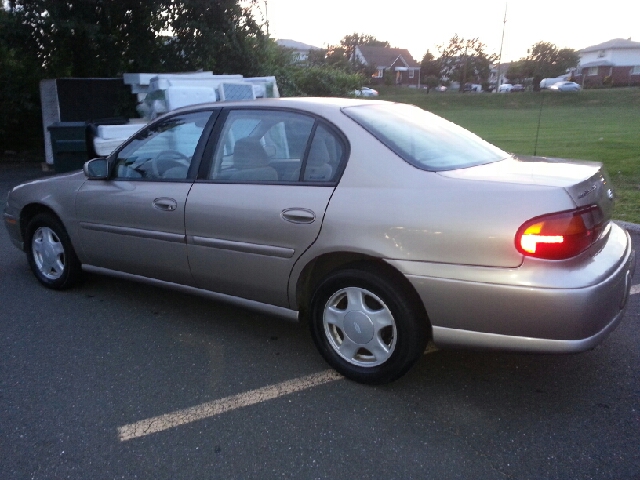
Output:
1,0,274,151
437,34,496,90
164,0,269,76
324,45,352,71
339,32,390,63
313,33,389,77
6,0,171,77
510,41,579,81
0,7,43,149
506,59,532,83
420,50,439,83
306,48,329,67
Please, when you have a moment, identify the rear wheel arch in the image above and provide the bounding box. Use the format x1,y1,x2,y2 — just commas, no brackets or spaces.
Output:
306,259,430,384
295,252,431,331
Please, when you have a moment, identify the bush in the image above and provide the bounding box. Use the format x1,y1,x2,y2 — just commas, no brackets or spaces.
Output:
383,69,395,86
278,66,363,97
424,75,439,90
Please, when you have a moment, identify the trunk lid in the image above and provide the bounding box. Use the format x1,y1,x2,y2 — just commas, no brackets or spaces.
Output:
438,155,615,221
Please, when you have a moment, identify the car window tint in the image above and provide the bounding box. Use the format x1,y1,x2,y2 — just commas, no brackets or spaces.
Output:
209,110,314,183
343,103,509,171
115,110,213,180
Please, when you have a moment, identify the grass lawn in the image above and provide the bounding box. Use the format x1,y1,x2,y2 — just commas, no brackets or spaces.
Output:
376,86,640,224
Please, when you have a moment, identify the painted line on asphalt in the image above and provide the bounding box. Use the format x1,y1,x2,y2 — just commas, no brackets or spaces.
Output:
118,370,343,442
118,284,640,442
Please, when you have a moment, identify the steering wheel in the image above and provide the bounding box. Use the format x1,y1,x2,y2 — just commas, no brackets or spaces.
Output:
150,150,190,178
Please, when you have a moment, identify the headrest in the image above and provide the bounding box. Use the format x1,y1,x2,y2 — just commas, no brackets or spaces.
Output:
233,137,269,167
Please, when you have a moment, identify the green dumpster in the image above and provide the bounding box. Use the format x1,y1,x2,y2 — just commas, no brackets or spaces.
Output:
48,122,89,173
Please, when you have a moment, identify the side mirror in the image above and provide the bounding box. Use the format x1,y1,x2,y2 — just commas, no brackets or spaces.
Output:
83,158,109,179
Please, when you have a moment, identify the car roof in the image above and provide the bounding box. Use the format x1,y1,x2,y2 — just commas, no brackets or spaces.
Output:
169,96,377,115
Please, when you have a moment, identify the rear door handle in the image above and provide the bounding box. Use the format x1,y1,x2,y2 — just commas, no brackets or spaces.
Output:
281,208,316,224
153,197,177,211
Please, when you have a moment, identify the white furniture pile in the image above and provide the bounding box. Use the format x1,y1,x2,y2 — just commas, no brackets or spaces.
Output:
92,72,279,157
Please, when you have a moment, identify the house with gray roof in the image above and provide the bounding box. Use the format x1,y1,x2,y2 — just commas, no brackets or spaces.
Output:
576,38,640,87
276,39,320,63
354,46,421,86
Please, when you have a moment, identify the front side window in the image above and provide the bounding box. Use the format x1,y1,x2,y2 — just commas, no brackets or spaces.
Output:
209,109,343,183
114,110,213,180
343,103,508,171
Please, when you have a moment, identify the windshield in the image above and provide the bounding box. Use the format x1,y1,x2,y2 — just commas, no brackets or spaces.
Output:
342,103,509,171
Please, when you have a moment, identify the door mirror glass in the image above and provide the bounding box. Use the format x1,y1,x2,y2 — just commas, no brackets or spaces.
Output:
83,158,109,179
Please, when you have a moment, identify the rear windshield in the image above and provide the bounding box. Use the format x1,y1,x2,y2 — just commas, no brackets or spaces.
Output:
342,103,509,171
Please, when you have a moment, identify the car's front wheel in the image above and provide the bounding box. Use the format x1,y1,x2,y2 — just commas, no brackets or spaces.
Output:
25,213,82,290
309,265,428,384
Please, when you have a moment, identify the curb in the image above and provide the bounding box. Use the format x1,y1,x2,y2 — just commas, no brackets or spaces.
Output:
615,221,640,234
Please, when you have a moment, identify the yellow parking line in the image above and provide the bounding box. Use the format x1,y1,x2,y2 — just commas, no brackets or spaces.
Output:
118,370,343,442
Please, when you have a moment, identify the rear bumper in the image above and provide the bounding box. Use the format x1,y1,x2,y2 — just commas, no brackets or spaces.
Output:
393,224,635,353
430,304,628,353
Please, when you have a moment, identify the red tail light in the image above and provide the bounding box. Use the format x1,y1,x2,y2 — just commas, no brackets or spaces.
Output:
516,206,605,260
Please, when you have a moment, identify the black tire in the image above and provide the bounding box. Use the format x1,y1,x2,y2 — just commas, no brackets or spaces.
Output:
25,213,82,290
309,265,428,384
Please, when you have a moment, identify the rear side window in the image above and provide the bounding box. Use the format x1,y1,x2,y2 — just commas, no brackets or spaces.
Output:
342,103,509,171
208,109,344,184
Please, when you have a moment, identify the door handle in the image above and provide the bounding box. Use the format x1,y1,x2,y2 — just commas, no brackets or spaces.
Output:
281,208,316,224
153,197,177,211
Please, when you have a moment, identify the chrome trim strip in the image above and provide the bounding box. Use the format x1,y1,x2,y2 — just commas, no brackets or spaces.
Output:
431,306,627,354
188,235,294,258
79,222,186,244
82,265,299,322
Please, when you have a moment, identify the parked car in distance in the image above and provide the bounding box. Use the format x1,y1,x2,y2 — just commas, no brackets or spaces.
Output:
510,84,525,92
354,87,379,97
549,81,581,92
463,83,483,93
498,83,513,93
540,77,565,89
4,98,635,385
434,85,447,92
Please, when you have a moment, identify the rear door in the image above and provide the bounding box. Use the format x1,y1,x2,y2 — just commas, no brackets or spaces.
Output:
185,108,347,308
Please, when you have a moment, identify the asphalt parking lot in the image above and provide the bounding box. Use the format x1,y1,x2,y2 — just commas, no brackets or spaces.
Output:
1,163,639,479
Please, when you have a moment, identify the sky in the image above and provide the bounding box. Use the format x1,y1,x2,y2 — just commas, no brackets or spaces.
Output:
259,0,640,63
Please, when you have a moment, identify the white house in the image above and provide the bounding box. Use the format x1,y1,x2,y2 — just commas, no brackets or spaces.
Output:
576,38,640,87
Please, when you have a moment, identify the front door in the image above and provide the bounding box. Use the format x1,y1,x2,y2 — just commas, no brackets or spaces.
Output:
75,110,216,284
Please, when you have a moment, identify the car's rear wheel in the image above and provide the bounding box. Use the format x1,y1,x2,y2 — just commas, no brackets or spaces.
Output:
25,213,82,290
309,266,428,384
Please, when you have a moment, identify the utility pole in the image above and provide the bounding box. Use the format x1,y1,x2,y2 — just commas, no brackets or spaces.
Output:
462,44,468,92
496,2,507,92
